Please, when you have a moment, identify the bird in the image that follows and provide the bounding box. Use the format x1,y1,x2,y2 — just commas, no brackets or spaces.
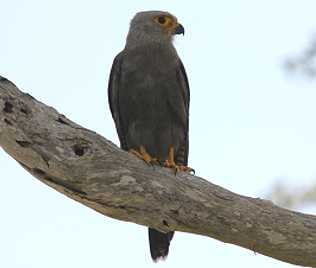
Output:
108,10,191,261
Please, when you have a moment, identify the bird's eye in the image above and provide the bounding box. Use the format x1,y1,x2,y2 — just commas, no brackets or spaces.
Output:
157,16,166,24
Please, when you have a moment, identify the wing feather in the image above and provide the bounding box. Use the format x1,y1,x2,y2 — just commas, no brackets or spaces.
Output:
176,59,190,165
108,52,128,149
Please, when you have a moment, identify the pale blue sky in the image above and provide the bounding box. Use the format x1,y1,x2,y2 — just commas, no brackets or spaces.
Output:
1,1,316,267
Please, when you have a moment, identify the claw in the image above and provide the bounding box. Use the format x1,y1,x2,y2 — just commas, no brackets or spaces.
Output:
164,146,194,175
177,165,195,174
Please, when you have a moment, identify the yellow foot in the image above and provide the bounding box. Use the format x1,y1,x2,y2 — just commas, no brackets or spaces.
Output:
164,146,195,174
129,146,159,165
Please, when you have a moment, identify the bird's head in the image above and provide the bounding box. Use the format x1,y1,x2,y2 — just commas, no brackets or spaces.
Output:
126,11,184,46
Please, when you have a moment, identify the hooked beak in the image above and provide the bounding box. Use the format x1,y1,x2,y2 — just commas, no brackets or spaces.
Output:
174,23,185,35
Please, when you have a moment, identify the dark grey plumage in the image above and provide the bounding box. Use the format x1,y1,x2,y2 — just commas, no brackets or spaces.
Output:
108,11,190,261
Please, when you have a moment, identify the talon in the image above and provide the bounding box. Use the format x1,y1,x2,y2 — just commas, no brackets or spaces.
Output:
164,160,179,175
129,146,159,165
164,146,194,175
177,165,195,174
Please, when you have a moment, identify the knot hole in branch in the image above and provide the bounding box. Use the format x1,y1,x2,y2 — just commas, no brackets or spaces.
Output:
3,101,13,113
72,144,86,157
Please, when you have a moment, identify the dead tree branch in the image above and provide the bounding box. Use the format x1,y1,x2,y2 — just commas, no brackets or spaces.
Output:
1,76,316,267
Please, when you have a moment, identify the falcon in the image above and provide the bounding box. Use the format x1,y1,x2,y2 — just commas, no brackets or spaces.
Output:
108,10,191,261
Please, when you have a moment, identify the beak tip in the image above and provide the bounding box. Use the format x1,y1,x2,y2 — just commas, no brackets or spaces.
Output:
174,24,185,36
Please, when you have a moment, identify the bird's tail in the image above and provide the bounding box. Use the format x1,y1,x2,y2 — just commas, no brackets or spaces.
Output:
148,228,174,262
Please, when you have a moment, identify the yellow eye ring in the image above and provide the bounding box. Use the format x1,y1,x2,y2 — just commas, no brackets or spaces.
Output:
154,15,173,27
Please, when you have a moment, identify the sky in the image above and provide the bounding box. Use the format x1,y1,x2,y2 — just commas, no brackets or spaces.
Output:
1,1,316,267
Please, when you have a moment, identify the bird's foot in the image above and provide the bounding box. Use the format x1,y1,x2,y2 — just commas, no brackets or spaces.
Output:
129,146,159,165
164,146,195,174
164,161,195,174
178,165,195,174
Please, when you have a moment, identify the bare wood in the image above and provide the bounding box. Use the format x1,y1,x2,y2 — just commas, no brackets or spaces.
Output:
0,76,315,267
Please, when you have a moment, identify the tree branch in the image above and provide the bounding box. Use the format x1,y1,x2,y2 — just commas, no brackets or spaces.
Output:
1,76,316,267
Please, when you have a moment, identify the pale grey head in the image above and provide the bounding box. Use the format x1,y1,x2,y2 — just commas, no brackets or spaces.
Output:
125,11,184,48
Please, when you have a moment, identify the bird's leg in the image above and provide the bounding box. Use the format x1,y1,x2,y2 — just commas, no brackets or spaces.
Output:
164,146,177,172
129,146,159,165
164,146,195,174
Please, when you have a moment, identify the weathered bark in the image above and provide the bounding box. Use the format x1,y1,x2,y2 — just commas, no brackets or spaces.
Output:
0,76,315,267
